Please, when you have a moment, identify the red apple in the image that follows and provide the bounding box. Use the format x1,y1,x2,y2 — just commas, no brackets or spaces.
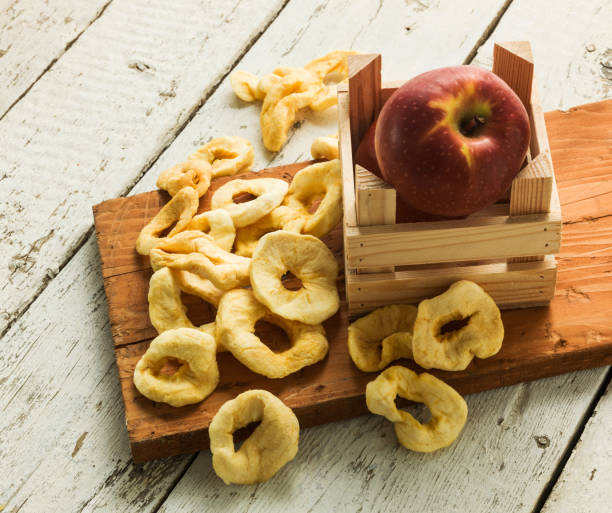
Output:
375,65,530,217
355,119,383,179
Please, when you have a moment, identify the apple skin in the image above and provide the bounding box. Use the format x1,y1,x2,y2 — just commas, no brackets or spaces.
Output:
355,120,383,179
375,65,530,217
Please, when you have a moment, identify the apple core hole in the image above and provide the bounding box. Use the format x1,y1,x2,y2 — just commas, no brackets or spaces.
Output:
158,357,185,377
281,270,303,291
158,220,179,238
233,420,262,451
438,315,472,340
459,115,486,137
232,192,258,204
254,320,293,353
394,396,432,424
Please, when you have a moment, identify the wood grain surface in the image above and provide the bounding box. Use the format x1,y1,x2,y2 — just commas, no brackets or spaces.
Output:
94,100,612,462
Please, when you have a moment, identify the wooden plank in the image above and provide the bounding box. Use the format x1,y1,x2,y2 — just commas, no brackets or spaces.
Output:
345,212,561,268
347,54,381,155
541,378,612,513
0,0,288,337
347,256,557,315
93,102,612,461
0,0,111,118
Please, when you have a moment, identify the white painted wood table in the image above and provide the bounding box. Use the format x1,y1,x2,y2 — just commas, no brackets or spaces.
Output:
1,1,610,511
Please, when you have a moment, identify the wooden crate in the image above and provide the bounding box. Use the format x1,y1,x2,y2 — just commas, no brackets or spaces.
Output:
338,43,562,316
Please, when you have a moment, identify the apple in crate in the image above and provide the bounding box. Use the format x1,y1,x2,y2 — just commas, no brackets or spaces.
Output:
375,65,530,217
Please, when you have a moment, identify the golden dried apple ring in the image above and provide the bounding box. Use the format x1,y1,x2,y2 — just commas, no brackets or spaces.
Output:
233,206,305,258
148,266,224,346
156,160,212,197
304,50,356,80
209,389,299,485
135,187,198,255
250,231,339,325
366,366,467,452
348,304,418,372
283,159,342,238
150,231,250,291
184,208,235,252
133,328,219,407
412,280,504,371
259,69,320,151
211,178,288,228
311,134,339,160
188,136,254,178
216,289,329,378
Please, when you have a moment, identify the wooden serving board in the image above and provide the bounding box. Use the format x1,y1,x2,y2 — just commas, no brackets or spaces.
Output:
93,100,612,464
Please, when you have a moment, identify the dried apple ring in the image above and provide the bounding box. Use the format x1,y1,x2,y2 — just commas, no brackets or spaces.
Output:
156,160,212,197
348,304,418,372
133,328,219,407
412,280,504,371
148,267,225,352
283,159,342,238
230,70,264,102
259,69,320,151
250,231,339,325
233,206,305,258
150,231,251,291
211,178,288,228
209,389,299,485
184,208,236,252
366,366,468,452
188,136,254,178
135,187,198,255
311,134,339,160
215,289,328,378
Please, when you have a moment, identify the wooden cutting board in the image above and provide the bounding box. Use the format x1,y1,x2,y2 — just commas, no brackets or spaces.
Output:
93,100,612,464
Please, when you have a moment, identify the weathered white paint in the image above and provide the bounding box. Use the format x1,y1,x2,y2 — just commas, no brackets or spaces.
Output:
541,377,612,513
0,0,287,337
0,0,111,117
1,0,610,512
471,0,612,110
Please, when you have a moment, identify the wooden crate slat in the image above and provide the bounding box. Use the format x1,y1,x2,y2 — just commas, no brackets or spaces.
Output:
347,54,381,154
337,88,357,227
347,255,557,315
345,211,561,268
492,41,534,109
355,165,396,273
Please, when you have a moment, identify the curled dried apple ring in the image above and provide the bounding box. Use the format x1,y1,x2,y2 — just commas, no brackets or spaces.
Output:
215,289,328,378
250,231,339,325
311,134,339,160
148,267,225,351
150,231,250,291
184,208,235,252
283,159,342,238
366,366,468,452
188,136,254,178
135,187,198,255
209,389,299,484
260,69,320,151
156,160,212,197
412,280,504,371
348,304,418,372
211,178,288,228
230,70,264,102
233,206,305,258
133,328,219,407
